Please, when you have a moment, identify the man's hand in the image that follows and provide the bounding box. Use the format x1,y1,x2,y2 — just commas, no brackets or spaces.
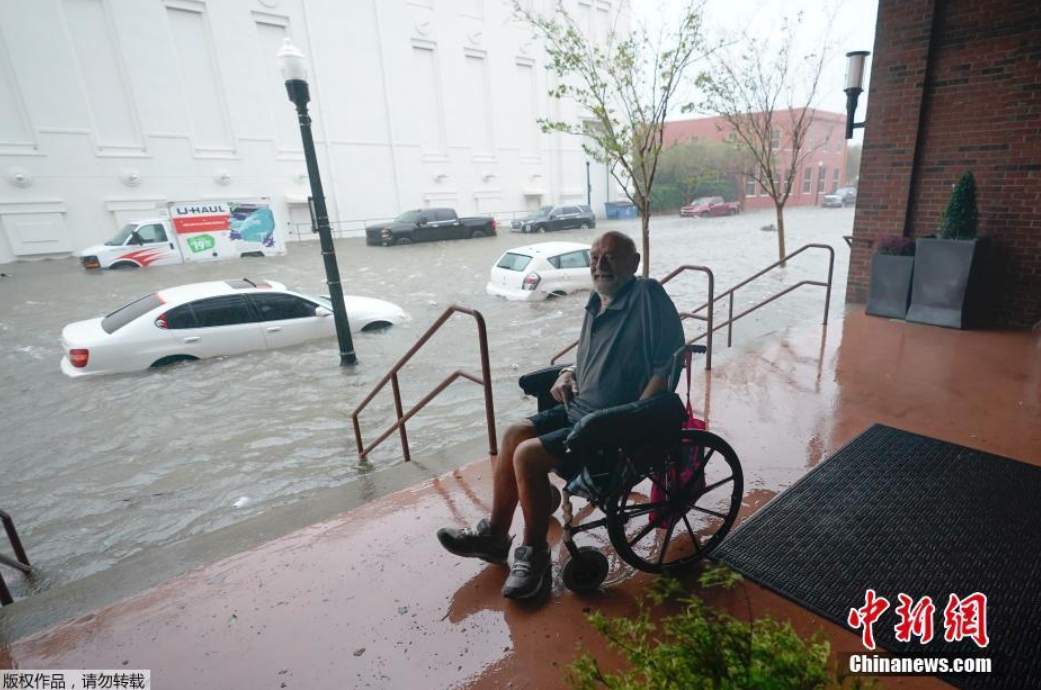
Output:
550,369,578,404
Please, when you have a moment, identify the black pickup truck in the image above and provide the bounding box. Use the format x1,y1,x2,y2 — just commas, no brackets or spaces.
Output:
365,208,497,246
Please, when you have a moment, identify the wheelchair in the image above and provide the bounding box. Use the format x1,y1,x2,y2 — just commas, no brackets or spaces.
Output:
518,345,744,593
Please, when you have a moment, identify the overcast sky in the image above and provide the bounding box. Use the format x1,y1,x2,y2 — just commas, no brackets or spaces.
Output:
628,0,877,140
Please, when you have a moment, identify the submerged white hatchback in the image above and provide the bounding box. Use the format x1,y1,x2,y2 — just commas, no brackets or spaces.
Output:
60,279,408,377
486,242,592,301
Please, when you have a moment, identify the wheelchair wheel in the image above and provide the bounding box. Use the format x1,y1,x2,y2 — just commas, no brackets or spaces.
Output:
606,429,743,574
548,484,562,515
562,546,609,593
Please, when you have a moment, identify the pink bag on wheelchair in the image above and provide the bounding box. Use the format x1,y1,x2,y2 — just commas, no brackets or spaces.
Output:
649,349,705,528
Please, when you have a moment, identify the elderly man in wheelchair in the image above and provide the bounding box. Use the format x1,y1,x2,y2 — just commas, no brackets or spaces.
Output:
437,231,743,599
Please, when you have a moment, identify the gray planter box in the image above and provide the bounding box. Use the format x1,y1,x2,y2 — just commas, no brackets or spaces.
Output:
906,237,989,329
866,254,914,319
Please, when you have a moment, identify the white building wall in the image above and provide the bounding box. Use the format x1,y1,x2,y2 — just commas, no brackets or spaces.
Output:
0,0,625,264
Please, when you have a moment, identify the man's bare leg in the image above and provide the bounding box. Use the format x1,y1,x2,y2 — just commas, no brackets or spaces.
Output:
513,437,559,548
489,421,537,538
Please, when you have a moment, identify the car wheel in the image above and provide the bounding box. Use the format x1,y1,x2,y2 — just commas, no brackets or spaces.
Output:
584,222,594,229
110,261,139,270
537,225,546,233
151,355,199,368
729,208,738,216
395,235,413,246
361,320,393,332
470,229,485,239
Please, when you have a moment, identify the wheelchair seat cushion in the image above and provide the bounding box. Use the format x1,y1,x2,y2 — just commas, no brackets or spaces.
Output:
564,392,686,456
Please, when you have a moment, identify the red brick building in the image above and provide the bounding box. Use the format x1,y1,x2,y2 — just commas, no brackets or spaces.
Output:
847,0,1041,328
662,110,849,211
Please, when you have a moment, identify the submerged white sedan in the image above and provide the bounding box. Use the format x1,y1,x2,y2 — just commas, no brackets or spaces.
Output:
60,279,408,377
486,241,593,301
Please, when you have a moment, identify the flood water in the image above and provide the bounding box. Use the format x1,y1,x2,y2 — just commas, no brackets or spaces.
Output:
0,207,851,597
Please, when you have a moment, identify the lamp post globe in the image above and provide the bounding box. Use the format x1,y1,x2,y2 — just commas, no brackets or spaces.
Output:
278,38,357,366
844,50,870,139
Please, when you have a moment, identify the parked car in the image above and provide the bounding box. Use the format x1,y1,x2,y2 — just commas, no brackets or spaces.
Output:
822,186,857,208
486,242,592,301
680,196,740,218
365,208,496,246
60,279,407,377
510,205,596,233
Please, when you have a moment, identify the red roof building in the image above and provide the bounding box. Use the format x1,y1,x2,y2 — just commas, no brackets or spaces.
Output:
662,110,850,211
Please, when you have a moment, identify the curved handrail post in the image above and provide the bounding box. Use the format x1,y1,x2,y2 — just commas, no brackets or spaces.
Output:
350,305,497,463
822,244,835,325
660,265,715,370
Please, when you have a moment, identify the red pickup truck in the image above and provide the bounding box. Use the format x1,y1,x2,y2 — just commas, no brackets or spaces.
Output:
680,196,741,218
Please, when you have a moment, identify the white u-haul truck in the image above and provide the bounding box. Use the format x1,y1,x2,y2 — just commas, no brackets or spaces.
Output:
79,200,286,269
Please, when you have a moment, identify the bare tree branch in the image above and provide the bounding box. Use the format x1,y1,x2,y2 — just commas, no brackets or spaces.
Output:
514,0,709,277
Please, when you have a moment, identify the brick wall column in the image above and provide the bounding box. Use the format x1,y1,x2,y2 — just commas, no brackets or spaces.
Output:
845,0,937,303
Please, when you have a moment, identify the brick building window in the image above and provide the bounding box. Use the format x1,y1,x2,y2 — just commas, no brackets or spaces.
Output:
817,167,826,193
771,129,781,150
745,175,757,196
832,168,840,191
801,167,812,194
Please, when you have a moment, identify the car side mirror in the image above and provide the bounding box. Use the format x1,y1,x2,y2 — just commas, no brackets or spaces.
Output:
549,213,558,219
315,306,333,317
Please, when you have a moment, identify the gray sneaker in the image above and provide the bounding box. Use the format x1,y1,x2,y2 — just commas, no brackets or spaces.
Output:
502,545,551,600
436,518,511,564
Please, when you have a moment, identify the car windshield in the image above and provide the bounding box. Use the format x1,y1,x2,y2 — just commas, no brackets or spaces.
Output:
394,210,420,223
524,207,553,220
496,252,533,271
691,198,712,205
104,224,137,246
101,293,163,334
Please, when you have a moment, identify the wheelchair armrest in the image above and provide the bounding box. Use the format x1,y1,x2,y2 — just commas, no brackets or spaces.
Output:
519,364,572,413
565,392,686,456
518,364,571,397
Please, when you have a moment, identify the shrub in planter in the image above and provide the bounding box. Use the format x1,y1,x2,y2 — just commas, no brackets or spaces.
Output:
866,235,916,319
906,171,990,329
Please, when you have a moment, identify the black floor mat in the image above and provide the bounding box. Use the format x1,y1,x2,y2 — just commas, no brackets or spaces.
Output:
714,424,1041,690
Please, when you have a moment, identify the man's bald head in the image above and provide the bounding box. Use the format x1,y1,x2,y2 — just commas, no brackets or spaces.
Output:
590,231,640,298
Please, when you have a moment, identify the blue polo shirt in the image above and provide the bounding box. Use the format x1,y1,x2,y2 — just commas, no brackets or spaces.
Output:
567,277,684,422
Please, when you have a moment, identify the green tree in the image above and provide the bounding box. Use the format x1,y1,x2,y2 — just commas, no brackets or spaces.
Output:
653,138,745,210
689,15,831,267
514,1,712,277
939,171,979,240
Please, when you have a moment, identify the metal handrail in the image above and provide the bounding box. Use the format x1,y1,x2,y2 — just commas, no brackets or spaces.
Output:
687,243,834,348
661,265,715,370
351,305,496,463
549,244,834,369
1,509,32,606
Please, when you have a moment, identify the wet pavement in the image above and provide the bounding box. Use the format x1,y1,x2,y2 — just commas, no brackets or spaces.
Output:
4,309,1037,689
0,207,852,599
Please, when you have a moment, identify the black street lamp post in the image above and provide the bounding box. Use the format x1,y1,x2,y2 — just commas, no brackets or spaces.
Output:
278,39,356,366
585,160,591,207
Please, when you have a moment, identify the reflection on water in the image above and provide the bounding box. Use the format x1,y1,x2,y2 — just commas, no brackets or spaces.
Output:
0,208,851,595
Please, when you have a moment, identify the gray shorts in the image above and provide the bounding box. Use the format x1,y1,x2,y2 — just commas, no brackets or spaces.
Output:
526,404,586,480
